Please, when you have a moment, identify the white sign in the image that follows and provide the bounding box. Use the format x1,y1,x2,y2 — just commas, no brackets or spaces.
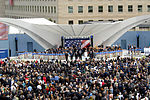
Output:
144,48,150,55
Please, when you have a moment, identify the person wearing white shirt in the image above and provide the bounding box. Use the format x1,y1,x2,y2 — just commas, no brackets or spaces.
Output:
37,84,42,90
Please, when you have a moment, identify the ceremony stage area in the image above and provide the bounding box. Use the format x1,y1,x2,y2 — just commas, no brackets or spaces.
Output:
14,49,142,61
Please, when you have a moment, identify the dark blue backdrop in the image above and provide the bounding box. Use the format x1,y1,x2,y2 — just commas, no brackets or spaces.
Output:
0,49,8,59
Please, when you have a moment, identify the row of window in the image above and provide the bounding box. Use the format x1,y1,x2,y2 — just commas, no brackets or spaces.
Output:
5,5,57,13
7,0,56,1
68,19,124,25
68,5,150,13
6,15,56,23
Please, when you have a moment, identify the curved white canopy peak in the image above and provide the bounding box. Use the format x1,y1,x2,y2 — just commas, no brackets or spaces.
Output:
93,14,150,46
0,18,61,49
0,15,150,49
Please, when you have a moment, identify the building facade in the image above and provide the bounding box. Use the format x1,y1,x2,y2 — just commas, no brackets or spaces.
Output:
0,0,5,17
4,0,150,24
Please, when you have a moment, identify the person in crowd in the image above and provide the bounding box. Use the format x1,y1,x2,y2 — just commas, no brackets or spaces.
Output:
89,49,94,59
128,44,131,54
133,45,136,53
78,49,83,60
75,51,78,60
65,51,69,61
69,50,74,61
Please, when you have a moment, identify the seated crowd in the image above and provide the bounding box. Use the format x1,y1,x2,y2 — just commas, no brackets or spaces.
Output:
0,55,150,100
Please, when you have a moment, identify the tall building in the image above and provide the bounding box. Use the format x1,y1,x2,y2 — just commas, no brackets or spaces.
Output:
4,0,150,24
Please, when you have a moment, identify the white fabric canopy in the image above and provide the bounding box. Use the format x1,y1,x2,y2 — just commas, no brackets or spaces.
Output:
0,15,150,49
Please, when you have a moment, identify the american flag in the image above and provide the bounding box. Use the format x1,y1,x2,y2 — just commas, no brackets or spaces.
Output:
65,38,90,49
0,23,8,40
9,0,13,6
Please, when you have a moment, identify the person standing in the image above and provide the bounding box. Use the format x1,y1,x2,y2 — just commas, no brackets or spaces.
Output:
70,50,74,61
65,52,69,61
75,51,78,60
84,49,88,58
89,49,94,59
78,49,82,60
128,44,131,54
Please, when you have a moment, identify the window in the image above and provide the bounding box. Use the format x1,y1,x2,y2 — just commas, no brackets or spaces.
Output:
88,20,93,22
78,6,83,13
138,5,142,12
88,6,93,13
37,6,39,12
32,6,34,12
118,19,123,21
68,6,73,13
108,5,113,12
40,6,42,12
78,20,83,24
35,6,36,12
43,6,44,12
68,20,73,25
48,6,50,13
54,6,56,13
45,6,47,13
98,6,103,12
118,5,123,12
147,5,150,12
51,6,53,13
128,5,133,12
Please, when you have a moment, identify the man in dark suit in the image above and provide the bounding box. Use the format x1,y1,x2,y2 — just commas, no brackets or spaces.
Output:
75,51,78,60
65,52,69,61
78,49,82,60
70,50,74,61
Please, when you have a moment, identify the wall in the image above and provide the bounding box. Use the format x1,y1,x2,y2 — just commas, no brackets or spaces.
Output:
5,0,58,23
58,0,150,24
113,31,150,51
0,0,5,17
0,40,9,49
0,40,9,58
8,34,45,56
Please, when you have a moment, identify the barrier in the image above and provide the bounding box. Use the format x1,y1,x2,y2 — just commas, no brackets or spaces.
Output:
95,50,123,59
18,49,141,60
18,52,66,60
144,48,150,55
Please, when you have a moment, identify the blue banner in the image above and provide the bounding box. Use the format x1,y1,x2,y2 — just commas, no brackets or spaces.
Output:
0,49,8,59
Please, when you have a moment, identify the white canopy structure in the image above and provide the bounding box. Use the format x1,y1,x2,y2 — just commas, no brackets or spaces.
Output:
0,15,150,49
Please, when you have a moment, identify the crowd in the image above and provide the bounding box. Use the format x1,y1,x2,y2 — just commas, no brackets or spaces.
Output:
45,45,122,61
0,55,150,100
45,45,122,54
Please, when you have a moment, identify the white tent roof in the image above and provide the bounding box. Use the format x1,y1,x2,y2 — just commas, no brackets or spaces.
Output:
9,26,24,34
0,15,150,49
9,18,57,34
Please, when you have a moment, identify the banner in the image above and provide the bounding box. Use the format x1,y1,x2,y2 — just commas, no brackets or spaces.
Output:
0,23,8,40
0,49,8,59
144,48,150,55
9,0,14,6
65,38,90,48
